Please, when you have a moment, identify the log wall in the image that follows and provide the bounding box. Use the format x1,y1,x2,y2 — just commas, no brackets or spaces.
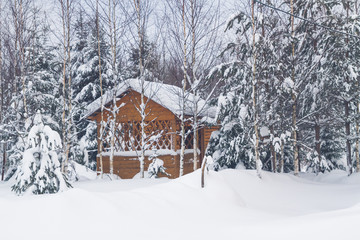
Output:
98,152,198,179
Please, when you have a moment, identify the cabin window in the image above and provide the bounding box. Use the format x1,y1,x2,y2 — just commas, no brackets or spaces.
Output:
185,126,194,149
102,120,173,152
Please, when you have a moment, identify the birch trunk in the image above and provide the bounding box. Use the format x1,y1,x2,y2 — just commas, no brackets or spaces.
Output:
251,0,261,178
96,0,104,178
59,0,73,175
271,126,276,173
290,0,299,176
13,0,18,110
134,0,146,178
66,0,73,171
180,0,187,177
357,102,360,172
356,0,360,174
108,0,117,177
19,0,28,118
280,139,284,173
60,0,68,174
190,0,198,171
345,100,352,173
345,7,352,174
0,2,5,181
315,120,321,173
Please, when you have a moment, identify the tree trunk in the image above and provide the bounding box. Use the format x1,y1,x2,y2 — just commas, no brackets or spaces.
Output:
201,156,208,188
108,0,117,177
179,0,187,177
66,0,73,174
357,102,360,172
13,0,19,110
133,0,146,178
0,1,3,181
19,0,28,118
290,0,299,176
280,139,284,173
356,0,360,173
271,126,276,173
60,0,68,174
1,144,5,181
315,121,321,173
0,5,5,180
345,100,352,174
96,0,104,178
190,0,198,171
252,0,261,178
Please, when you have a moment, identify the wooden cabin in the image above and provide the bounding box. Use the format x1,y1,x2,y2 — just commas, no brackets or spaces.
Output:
85,79,219,179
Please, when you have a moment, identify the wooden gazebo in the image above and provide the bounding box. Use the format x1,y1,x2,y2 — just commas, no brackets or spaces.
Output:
85,79,218,179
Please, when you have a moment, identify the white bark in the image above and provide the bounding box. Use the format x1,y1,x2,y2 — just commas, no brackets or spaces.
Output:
108,0,117,177
59,0,68,174
96,0,104,178
133,0,146,178
252,0,261,178
19,0,28,118
179,0,187,177
190,0,198,171
290,0,299,176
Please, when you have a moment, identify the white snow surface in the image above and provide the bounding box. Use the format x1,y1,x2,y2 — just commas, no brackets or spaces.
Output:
84,79,216,120
1,169,360,239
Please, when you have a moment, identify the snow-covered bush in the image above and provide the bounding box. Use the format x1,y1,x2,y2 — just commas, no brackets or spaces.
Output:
147,151,170,178
12,111,70,195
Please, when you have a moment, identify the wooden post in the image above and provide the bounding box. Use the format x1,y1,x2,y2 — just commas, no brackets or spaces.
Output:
201,156,207,188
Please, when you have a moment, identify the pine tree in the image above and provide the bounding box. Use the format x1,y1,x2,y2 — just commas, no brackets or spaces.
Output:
290,0,343,173
320,0,360,173
72,16,112,168
206,61,254,170
25,26,62,131
12,111,70,195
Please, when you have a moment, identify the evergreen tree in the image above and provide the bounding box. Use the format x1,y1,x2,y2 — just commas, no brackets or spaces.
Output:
25,26,62,131
291,0,343,173
12,111,70,195
72,16,112,168
327,1,360,173
126,35,160,79
206,61,254,170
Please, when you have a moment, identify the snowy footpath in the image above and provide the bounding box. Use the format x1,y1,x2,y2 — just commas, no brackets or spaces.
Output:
1,169,360,240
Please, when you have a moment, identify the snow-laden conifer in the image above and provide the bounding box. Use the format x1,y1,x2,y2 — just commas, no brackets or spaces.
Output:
12,111,70,195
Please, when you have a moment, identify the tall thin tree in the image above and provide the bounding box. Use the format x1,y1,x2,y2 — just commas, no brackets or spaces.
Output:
252,0,261,178
96,0,104,178
290,0,299,176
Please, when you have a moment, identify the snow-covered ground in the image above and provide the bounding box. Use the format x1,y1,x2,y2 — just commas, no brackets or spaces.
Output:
1,169,360,240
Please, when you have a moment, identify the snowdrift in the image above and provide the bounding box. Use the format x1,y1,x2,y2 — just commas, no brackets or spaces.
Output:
1,169,360,240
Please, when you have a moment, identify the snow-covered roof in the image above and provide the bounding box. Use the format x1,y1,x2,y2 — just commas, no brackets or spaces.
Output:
84,79,216,120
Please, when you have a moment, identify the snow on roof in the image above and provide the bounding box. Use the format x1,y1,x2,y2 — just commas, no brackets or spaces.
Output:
84,78,216,120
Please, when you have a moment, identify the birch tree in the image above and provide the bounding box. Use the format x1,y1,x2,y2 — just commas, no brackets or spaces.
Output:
0,0,4,181
251,0,262,178
128,0,158,178
163,0,222,176
290,0,299,176
107,0,127,177
96,0,105,178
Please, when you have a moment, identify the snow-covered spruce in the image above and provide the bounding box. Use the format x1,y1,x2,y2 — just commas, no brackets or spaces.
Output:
147,151,170,178
12,111,70,195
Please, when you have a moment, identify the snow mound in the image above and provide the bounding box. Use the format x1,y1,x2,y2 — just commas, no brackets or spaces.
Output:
1,169,360,240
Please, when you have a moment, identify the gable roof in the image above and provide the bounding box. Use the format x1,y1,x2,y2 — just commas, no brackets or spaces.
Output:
84,79,216,120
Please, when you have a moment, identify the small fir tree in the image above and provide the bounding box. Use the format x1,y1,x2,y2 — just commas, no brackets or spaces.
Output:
12,111,70,195
148,150,170,178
